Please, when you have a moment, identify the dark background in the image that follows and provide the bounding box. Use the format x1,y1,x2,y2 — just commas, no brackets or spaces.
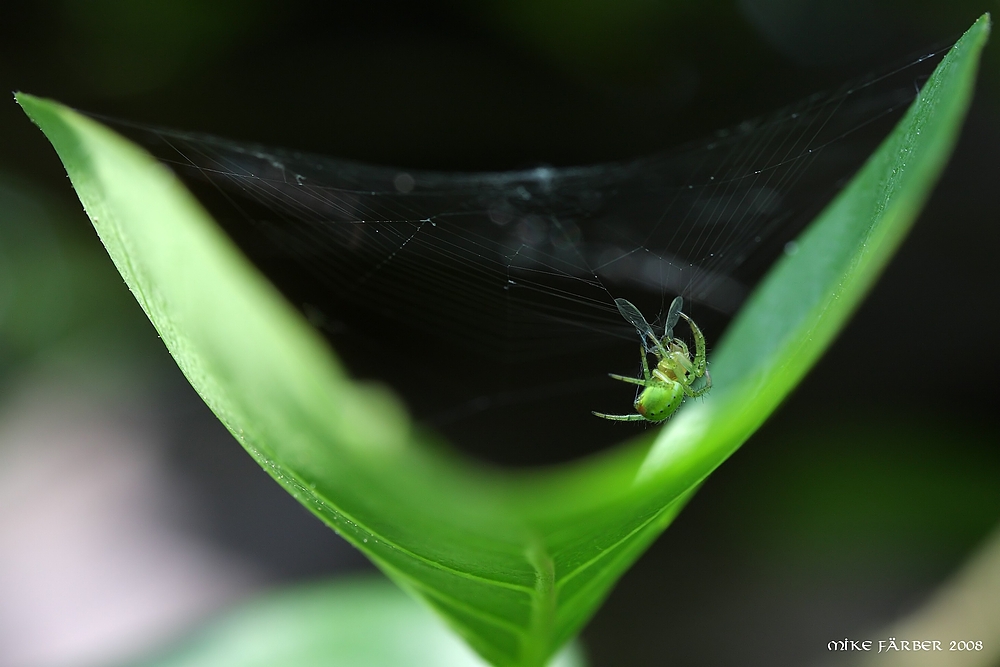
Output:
1,1,998,666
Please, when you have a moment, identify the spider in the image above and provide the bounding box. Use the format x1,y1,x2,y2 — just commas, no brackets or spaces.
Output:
593,296,711,422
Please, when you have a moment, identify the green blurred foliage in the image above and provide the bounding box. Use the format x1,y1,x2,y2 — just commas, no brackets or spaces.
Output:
461,0,997,96
727,415,1000,571
0,172,153,381
56,0,276,96
465,0,740,81
133,576,584,667
4,0,996,168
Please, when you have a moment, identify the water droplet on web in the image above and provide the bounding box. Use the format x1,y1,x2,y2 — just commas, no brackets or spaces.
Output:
393,172,415,193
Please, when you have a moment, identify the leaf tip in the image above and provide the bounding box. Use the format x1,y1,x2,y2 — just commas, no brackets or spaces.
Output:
14,90,38,110
14,92,58,132
967,12,992,40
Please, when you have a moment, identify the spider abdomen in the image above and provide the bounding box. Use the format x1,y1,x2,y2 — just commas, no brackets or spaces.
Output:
635,382,684,422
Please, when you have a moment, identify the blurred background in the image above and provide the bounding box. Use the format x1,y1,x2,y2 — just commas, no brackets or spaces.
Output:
1,1,998,666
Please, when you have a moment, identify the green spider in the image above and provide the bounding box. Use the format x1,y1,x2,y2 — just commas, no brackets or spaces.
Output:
593,296,711,422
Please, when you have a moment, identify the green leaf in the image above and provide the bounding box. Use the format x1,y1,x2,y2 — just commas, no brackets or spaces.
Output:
133,577,585,667
15,14,989,666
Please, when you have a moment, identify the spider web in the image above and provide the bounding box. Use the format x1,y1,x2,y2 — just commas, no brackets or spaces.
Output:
100,48,944,464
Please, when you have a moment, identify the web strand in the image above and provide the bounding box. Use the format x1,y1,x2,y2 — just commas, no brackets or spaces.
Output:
94,44,947,463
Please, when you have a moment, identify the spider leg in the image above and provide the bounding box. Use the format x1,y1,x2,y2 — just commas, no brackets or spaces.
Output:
681,369,712,397
679,312,708,376
638,344,652,380
592,411,648,421
609,344,656,387
595,346,659,419
608,373,655,388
